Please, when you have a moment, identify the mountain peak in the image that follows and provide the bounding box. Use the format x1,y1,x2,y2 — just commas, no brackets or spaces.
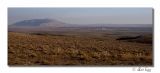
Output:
10,18,67,27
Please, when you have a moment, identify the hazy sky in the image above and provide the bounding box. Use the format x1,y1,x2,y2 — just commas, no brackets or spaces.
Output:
8,8,153,25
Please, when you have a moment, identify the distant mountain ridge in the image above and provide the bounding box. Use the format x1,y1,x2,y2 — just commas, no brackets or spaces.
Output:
8,18,152,32
9,18,152,28
9,19,68,27
10,19,50,27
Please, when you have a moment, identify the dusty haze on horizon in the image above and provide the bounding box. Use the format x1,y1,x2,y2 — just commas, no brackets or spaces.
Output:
8,8,153,25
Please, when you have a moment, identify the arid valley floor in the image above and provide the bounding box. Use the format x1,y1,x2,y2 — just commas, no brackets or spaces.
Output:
8,27,153,66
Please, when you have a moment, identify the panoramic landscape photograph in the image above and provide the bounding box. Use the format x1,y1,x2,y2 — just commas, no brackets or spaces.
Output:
8,8,153,66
